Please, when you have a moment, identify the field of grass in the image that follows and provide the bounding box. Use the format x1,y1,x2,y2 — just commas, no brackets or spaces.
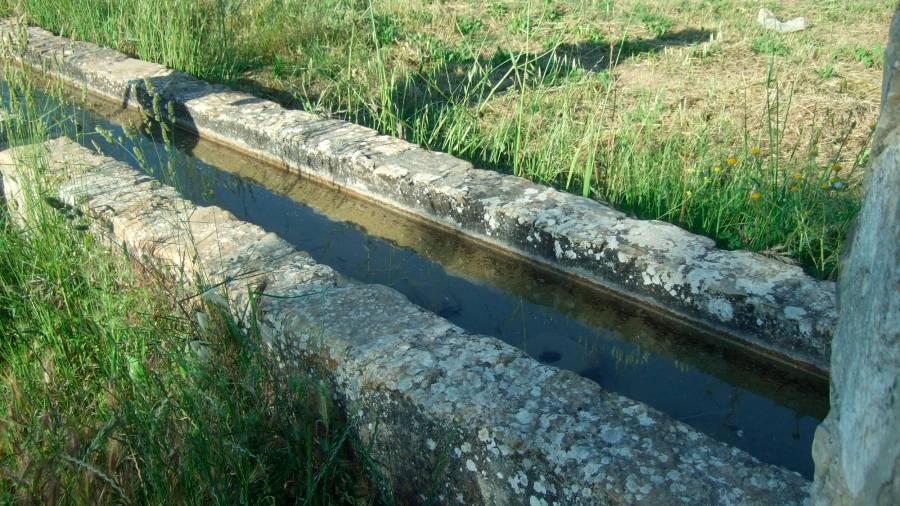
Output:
0,67,378,504
0,0,894,278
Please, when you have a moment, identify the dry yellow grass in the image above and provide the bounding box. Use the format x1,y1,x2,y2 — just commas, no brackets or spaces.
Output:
359,0,889,169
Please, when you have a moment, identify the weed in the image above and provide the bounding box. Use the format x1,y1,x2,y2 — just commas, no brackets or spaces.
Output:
632,3,675,37
751,33,790,56
373,13,405,45
456,15,483,36
816,64,837,80
853,44,884,68
488,2,508,19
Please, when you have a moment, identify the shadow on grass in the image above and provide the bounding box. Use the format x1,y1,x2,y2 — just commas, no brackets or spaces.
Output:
390,28,715,109
554,28,714,71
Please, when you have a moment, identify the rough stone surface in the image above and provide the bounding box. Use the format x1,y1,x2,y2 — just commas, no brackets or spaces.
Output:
0,20,836,374
811,6,900,505
0,138,809,504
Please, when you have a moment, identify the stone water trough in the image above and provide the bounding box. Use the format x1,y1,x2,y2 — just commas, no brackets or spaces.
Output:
0,20,837,376
7,15,893,505
0,138,809,504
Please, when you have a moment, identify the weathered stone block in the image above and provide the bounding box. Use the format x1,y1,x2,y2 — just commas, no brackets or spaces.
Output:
811,6,900,504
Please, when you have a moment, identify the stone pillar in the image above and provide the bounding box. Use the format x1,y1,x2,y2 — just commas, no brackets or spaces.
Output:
811,4,900,505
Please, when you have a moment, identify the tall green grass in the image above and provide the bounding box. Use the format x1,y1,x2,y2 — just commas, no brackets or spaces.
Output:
0,0,869,278
2,0,248,80
0,66,377,503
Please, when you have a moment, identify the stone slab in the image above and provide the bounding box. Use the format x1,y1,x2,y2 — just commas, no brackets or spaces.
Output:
811,5,900,504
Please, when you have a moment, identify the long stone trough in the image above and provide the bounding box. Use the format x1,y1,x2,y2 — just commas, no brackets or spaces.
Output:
0,20,836,376
0,137,809,504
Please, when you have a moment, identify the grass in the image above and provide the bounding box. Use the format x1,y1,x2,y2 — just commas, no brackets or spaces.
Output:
0,0,894,279
751,32,790,56
0,66,379,504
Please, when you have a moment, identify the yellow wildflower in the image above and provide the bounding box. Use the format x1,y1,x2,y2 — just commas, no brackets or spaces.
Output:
749,190,762,201
830,176,841,184
726,157,738,167
821,183,830,190
832,163,843,173
713,166,722,174
750,147,761,156
792,173,804,181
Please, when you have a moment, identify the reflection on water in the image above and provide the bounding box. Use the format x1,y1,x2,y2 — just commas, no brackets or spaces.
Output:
1,81,827,479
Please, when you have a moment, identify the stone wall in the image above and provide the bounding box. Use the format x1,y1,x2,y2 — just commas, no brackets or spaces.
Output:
811,5,900,505
0,20,836,375
0,138,809,504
